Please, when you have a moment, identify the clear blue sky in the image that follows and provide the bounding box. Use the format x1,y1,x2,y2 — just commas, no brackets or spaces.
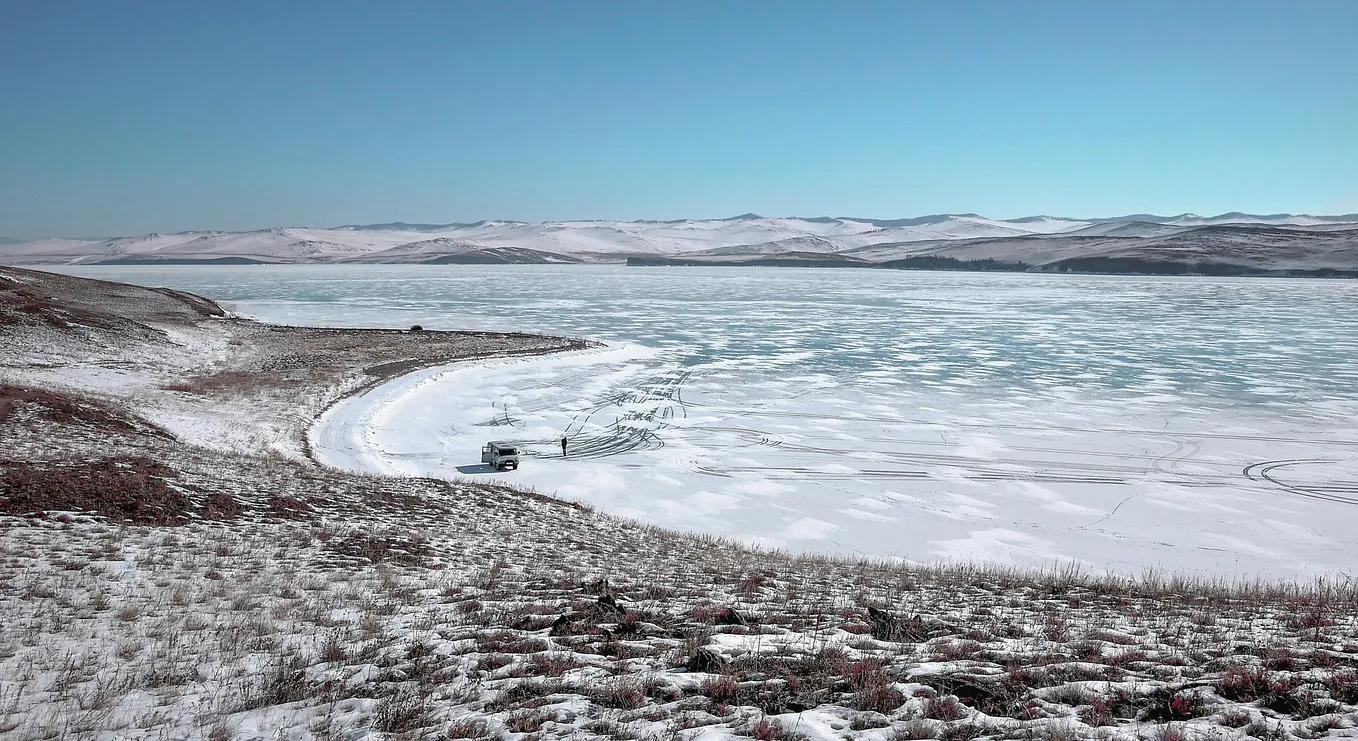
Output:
2,1,1356,238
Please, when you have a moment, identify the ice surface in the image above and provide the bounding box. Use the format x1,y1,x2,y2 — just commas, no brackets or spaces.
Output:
51,265,1358,577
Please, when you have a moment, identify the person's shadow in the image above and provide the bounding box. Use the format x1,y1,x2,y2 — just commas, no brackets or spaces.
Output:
455,464,503,475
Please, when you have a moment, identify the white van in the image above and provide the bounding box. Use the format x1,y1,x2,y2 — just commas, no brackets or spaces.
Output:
481,441,520,471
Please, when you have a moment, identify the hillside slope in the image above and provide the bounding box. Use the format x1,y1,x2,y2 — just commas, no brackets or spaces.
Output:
5,213,1358,275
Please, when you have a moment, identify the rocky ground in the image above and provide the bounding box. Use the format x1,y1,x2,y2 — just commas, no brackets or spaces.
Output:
1,266,1356,741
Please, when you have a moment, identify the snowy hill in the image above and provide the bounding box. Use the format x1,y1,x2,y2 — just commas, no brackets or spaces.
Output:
3,213,1357,270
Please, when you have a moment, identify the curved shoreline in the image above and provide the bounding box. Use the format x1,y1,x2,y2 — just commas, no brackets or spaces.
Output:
307,342,650,476
298,340,601,464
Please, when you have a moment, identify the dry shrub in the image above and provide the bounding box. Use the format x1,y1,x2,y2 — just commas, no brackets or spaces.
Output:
374,691,433,733
1085,629,1137,646
1217,665,1270,702
0,457,189,524
1105,648,1149,666
325,529,429,565
0,289,128,331
486,680,561,712
163,371,287,394
1324,668,1358,704
1306,716,1346,735
320,635,347,663
476,654,513,673
845,660,903,713
702,674,742,705
1042,616,1069,642
894,720,939,740
503,709,545,733
476,631,546,654
0,384,167,439
1264,648,1299,671
238,662,310,710
1037,723,1080,741
1154,724,1188,741
202,492,244,520
938,723,988,741
690,604,727,624
745,715,800,740
589,677,649,710
923,696,966,721
930,640,981,662
791,646,850,679
849,713,890,730
267,494,315,521
529,652,583,677
1078,698,1115,727
443,718,489,739
1139,687,1207,722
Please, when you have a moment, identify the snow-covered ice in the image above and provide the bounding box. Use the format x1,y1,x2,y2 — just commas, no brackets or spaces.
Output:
50,265,1358,577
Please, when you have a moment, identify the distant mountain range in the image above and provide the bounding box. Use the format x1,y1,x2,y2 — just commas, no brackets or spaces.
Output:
4,212,1358,276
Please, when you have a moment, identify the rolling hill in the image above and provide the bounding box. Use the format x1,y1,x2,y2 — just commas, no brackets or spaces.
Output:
4,212,1358,275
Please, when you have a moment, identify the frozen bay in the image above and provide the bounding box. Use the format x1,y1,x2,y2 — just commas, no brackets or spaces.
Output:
53,265,1358,577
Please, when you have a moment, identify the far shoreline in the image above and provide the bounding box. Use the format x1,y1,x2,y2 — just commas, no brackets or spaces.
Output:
21,258,1358,279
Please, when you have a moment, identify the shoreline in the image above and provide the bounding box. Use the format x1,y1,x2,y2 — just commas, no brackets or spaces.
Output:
301,340,603,465
308,344,611,474
1,263,595,461
308,342,651,477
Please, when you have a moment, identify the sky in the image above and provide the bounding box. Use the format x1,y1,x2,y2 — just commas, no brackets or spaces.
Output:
1,1,1356,238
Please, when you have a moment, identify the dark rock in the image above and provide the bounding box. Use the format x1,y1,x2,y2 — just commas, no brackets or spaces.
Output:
583,578,611,595
408,325,423,332
509,614,540,631
716,607,748,626
547,614,574,636
867,607,927,642
686,649,727,673
917,674,999,704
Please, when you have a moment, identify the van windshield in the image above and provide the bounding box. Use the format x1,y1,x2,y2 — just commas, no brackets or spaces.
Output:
497,448,517,456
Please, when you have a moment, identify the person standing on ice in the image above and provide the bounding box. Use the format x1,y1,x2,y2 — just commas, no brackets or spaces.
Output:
561,436,568,457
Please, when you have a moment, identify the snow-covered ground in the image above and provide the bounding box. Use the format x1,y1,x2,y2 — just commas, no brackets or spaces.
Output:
8,264,1358,741
50,265,1358,578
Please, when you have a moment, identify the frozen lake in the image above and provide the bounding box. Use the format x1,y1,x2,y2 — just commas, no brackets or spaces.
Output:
52,265,1358,577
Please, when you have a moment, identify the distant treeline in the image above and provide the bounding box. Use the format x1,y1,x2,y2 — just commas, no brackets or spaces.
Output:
876,256,1029,271
1036,257,1358,278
